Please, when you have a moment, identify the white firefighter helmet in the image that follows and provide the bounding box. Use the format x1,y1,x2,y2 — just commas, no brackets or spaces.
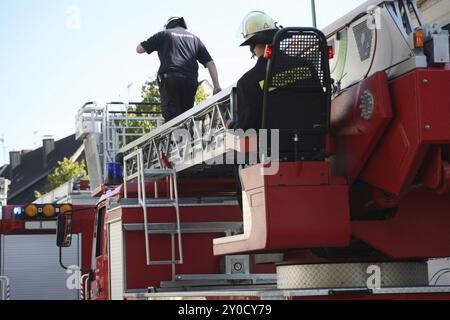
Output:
240,11,279,46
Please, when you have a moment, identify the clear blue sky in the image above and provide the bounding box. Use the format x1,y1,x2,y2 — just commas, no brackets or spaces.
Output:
0,0,367,165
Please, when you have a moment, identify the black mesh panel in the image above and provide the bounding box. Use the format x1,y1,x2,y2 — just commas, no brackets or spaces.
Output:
268,31,327,91
262,28,332,161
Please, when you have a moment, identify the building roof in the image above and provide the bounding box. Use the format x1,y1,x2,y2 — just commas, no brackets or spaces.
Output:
0,165,8,177
1,134,83,205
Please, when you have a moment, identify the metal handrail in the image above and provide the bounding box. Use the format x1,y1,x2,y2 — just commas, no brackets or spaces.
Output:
77,101,165,191
0,276,11,300
103,102,163,172
80,274,90,300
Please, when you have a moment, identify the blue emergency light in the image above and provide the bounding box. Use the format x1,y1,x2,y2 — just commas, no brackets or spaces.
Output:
13,206,24,217
105,162,123,185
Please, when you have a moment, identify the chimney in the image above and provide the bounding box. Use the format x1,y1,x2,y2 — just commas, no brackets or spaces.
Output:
43,137,55,167
9,151,21,170
21,150,32,156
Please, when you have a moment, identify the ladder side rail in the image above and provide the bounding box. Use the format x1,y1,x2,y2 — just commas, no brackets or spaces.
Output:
123,149,143,198
172,170,183,264
401,0,415,34
137,149,152,266
101,106,108,184
409,0,425,27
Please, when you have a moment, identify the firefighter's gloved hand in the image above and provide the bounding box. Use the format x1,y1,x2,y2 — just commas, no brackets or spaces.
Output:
213,87,222,95
226,119,236,129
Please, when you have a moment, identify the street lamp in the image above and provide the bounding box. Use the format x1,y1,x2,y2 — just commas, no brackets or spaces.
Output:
311,0,317,28
127,83,134,103
0,134,6,165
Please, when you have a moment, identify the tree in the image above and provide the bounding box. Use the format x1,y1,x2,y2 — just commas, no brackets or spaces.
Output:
141,77,211,108
35,158,87,199
195,84,210,105
141,78,161,104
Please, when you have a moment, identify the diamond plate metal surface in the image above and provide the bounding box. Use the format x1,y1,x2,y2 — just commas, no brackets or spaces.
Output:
277,262,429,289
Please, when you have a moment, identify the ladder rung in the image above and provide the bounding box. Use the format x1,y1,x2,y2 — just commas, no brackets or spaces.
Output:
148,260,183,266
140,199,177,206
143,169,176,180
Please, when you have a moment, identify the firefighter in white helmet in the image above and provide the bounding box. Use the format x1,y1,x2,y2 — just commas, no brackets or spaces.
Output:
137,16,222,122
233,11,280,130
230,11,280,211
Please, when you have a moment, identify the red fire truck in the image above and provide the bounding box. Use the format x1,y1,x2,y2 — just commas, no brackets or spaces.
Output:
0,177,98,300
0,202,95,300
54,0,450,300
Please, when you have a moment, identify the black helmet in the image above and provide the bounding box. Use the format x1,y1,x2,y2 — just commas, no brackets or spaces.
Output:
165,16,187,30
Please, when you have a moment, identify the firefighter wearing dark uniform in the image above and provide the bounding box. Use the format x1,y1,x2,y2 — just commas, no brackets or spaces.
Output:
235,12,321,131
233,12,321,210
137,17,221,122
232,11,280,210
235,58,269,131
234,11,279,131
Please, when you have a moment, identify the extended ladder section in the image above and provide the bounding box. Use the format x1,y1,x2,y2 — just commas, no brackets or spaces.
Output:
120,88,236,177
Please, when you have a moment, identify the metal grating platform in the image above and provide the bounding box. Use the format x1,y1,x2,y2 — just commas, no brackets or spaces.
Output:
277,262,429,289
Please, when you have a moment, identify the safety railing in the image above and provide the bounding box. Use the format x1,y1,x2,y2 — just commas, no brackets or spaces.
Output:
76,102,164,192
80,273,90,300
101,102,163,169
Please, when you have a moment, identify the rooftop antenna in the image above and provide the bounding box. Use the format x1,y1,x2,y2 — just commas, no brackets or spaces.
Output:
311,0,317,28
33,130,39,148
127,83,134,103
0,134,5,165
